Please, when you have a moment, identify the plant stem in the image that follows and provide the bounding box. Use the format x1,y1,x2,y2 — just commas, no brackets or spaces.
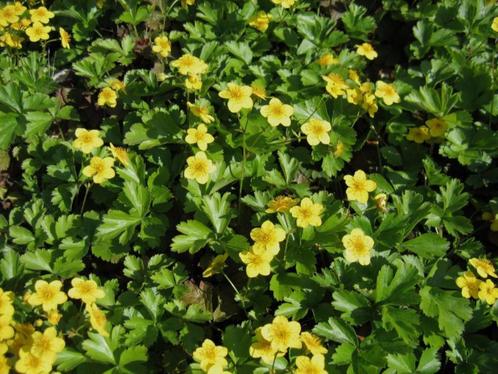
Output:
80,183,91,215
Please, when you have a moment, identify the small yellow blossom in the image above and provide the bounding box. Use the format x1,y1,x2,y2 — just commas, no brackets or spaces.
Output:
27,280,67,312
193,339,228,372
249,11,272,32
356,42,378,60
301,118,331,146
261,316,302,352
182,0,196,5
250,327,283,363
301,332,327,355
469,258,498,278
59,27,70,48
184,151,216,184
290,198,324,228
29,6,54,24
250,220,286,255
343,169,377,204
15,349,52,374
171,54,208,76
0,354,9,374
152,35,171,57
0,316,13,340
406,126,430,143
187,102,214,124
362,93,378,117
456,271,481,299
109,79,125,91
322,73,348,98
30,326,65,359
478,279,498,304
374,193,388,212
348,69,360,83
272,0,296,8
346,87,362,105
375,81,400,105
68,278,105,304
334,141,345,157
73,128,103,154
260,98,294,127
0,32,23,48
0,289,14,318
109,143,129,166
266,195,298,213
295,355,328,374
251,81,267,99
185,74,202,91
342,228,374,265
82,157,115,184
0,5,19,24
317,53,339,66
87,303,109,337
425,118,448,137
239,247,274,278
492,16,498,32
12,2,26,16
203,253,229,278
25,21,51,42
46,310,62,325
185,124,214,151
97,87,118,108
219,83,253,113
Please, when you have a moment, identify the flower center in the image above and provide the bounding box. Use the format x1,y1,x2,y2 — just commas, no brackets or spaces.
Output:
192,160,207,174
40,287,55,300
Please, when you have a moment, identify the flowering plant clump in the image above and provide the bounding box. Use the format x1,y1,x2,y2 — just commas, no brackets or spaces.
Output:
1,0,498,373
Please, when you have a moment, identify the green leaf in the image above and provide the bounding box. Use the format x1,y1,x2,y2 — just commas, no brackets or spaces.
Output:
9,225,35,245
171,220,212,254
399,233,449,258
21,249,52,272
82,333,116,364
96,209,141,244
313,317,359,347
0,113,19,150
119,345,148,366
387,352,416,374
225,41,253,64
24,111,53,140
201,192,233,234
381,306,420,346
56,349,89,371
375,261,420,305
417,347,441,374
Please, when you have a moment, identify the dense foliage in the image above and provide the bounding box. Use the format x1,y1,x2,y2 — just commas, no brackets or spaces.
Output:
1,0,498,373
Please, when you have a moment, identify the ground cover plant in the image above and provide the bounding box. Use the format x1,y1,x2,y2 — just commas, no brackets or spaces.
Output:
0,0,498,373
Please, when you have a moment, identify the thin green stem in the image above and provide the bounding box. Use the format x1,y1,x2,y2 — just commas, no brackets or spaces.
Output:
80,183,91,215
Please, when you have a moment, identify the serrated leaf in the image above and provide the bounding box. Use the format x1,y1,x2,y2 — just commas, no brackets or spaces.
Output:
313,317,359,347
82,333,116,364
400,233,449,258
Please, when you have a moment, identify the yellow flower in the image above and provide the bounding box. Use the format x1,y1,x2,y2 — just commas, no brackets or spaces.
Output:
343,170,377,204
334,141,345,157
30,326,65,360
249,11,272,32
406,126,430,143
0,5,19,24
272,0,296,8
193,339,228,372
0,354,9,374
469,258,498,278
250,220,286,255
295,355,327,374
59,27,70,48
375,81,400,105
0,32,23,48
182,0,196,6
10,17,31,30
152,35,171,57
290,198,323,228
301,118,331,146
361,93,378,117
322,73,348,98
342,228,374,265
317,53,339,66
46,310,62,325
300,332,327,355
29,6,54,24
185,124,214,151
266,195,298,213
9,323,35,355
73,128,103,154
219,83,253,113
187,102,214,124
185,74,202,91
0,316,13,340
68,278,105,304
97,87,118,108
0,289,13,318
239,247,274,278
492,16,498,32
478,279,498,304
203,253,229,278
12,2,26,16
25,21,51,42
491,217,498,232
15,349,52,374
456,271,481,299
260,98,294,127
86,303,109,337
184,151,216,184
250,327,283,364
251,81,267,99
356,42,378,60
27,280,67,312
171,54,208,76
425,118,448,137
346,87,362,105
374,193,388,212
109,79,125,91
261,316,302,352
82,156,115,184
109,143,129,166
